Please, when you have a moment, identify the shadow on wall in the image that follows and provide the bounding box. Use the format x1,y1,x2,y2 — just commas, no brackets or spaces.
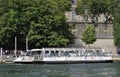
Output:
68,39,85,47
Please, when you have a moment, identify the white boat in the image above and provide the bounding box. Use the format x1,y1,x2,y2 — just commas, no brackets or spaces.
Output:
14,48,113,64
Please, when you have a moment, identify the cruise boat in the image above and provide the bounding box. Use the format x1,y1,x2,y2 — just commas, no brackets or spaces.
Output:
14,48,113,64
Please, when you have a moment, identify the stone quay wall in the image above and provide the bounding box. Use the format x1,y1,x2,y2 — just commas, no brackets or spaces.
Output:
69,22,117,54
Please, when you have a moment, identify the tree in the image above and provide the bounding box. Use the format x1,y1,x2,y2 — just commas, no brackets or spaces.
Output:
113,0,120,50
0,0,72,49
0,27,15,49
27,0,72,48
76,0,114,26
0,0,32,49
50,0,71,12
81,25,96,47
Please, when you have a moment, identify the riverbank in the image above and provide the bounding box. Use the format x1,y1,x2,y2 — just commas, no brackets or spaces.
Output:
113,58,120,61
113,54,120,62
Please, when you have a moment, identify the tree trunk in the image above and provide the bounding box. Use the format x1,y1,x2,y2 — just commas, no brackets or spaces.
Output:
88,44,90,48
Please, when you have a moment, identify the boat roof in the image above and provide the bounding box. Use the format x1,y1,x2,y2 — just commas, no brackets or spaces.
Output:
28,49,43,52
28,48,103,52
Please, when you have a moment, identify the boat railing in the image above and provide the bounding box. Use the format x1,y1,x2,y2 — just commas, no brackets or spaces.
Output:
25,48,112,58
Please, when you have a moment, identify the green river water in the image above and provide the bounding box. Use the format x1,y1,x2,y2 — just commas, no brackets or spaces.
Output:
0,62,120,77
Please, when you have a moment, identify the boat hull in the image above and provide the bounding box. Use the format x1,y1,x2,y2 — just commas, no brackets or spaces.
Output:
14,60,113,64
14,48,113,64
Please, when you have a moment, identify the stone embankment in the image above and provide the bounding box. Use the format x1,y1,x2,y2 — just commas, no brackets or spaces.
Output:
113,54,120,62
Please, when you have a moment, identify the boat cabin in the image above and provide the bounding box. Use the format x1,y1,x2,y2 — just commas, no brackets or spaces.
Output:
25,48,109,59
14,48,113,63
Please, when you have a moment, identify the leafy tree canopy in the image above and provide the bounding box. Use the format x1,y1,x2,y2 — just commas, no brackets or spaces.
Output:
113,0,120,47
76,0,115,26
76,0,115,15
0,0,72,49
81,25,96,47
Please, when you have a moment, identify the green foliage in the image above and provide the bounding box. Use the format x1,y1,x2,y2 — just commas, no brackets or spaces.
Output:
50,0,71,12
76,0,115,26
76,0,120,47
81,25,96,46
0,0,72,49
76,0,114,15
113,0,120,46
0,27,14,48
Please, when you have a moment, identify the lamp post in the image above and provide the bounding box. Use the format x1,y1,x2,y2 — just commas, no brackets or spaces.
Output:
26,37,28,51
14,35,28,57
14,36,17,58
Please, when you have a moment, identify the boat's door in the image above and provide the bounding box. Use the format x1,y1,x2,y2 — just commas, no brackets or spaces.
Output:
34,51,43,61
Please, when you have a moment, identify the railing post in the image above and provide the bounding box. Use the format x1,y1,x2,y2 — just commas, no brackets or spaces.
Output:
0,48,3,61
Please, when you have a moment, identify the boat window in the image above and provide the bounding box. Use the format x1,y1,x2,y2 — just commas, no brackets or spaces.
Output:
79,50,84,56
44,51,50,57
75,50,79,56
102,52,109,57
55,51,59,53
69,51,76,57
64,51,70,57
45,51,49,54
76,50,79,53
55,51,59,56
51,51,54,54
92,52,97,57
79,51,82,56
95,50,102,56
37,51,41,54
70,51,74,53
50,51,59,57
26,51,31,56
60,51,64,56
83,50,93,56
31,51,37,56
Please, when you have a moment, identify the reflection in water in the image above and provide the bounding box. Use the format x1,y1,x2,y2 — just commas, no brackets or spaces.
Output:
0,63,120,77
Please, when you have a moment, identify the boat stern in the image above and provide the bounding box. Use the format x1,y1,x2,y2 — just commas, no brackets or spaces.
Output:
14,56,34,63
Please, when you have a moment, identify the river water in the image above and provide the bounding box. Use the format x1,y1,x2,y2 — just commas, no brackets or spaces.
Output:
0,62,120,77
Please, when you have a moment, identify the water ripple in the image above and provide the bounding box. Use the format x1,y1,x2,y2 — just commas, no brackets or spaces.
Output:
0,63,119,77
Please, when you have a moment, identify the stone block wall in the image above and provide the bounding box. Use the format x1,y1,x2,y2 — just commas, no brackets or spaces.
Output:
69,22,116,53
